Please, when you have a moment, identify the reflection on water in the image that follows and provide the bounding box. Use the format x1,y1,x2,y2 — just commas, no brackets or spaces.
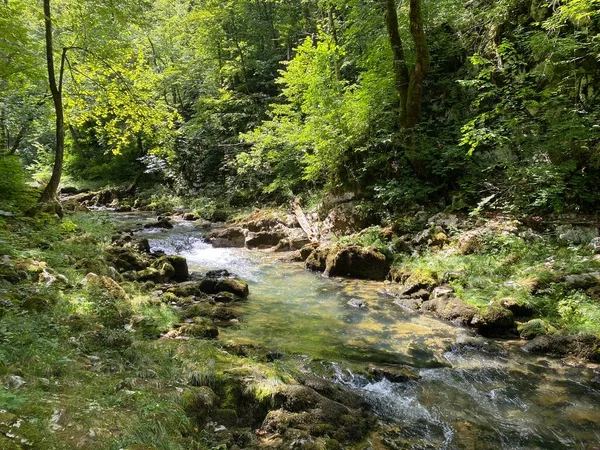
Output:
111,212,600,449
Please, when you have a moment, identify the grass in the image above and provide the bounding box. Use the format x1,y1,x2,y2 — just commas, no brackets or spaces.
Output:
0,211,270,449
393,230,600,333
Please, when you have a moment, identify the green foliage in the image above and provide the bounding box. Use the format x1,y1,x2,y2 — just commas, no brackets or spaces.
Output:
0,153,37,212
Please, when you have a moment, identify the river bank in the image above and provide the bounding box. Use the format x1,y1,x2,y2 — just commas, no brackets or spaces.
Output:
3,194,600,448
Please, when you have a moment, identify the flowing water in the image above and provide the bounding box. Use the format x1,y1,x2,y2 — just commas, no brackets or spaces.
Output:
113,212,600,449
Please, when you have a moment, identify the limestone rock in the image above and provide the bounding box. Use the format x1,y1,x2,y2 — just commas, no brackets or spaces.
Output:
205,227,246,248
324,244,389,281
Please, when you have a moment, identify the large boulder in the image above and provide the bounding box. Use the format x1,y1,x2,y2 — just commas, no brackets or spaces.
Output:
205,227,246,248
305,247,330,272
324,244,389,281
143,217,174,229
421,296,478,326
168,278,249,298
166,255,189,281
245,231,286,249
471,305,515,337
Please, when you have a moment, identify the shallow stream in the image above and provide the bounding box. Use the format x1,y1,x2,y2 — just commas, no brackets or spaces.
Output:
115,213,600,449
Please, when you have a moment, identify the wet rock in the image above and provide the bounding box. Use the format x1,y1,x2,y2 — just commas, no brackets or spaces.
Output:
215,278,250,297
245,231,286,249
367,364,420,383
168,278,249,298
305,247,330,272
206,269,231,278
347,298,366,308
183,212,199,221
517,319,555,340
214,291,239,303
522,334,600,361
452,335,505,354
325,244,389,281
143,217,174,229
471,305,515,337
206,227,246,248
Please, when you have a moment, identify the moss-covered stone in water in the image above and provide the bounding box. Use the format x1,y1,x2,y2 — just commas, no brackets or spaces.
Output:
305,247,330,272
325,244,390,281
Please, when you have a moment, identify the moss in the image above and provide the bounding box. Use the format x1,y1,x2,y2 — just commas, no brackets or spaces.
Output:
518,319,555,340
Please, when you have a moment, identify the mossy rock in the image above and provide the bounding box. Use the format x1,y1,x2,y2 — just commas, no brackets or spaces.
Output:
517,319,555,340
305,247,330,272
166,255,189,281
178,319,219,339
325,244,390,281
95,328,134,350
168,278,249,298
214,408,238,427
183,386,219,422
405,268,438,288
83,273,129,301
472,305,515,337
522,334,600,361
181,303,237,322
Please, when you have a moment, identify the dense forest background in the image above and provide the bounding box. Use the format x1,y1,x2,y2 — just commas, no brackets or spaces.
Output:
2,0,599,217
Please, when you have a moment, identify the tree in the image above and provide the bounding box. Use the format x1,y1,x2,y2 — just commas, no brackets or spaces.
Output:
39,0,65,203
384,0,430,129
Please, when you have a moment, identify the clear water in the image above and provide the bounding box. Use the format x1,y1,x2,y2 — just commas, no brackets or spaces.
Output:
114,213,600,449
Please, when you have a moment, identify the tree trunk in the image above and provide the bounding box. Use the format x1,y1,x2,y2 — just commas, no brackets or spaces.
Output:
405,0,430,128
384,0,410,128
40,0,65,203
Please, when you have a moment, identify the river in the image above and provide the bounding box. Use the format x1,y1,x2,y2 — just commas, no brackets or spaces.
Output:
115,212,600,449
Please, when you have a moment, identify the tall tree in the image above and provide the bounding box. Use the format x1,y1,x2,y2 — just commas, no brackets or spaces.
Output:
40,0,65,203
384,0,430,129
